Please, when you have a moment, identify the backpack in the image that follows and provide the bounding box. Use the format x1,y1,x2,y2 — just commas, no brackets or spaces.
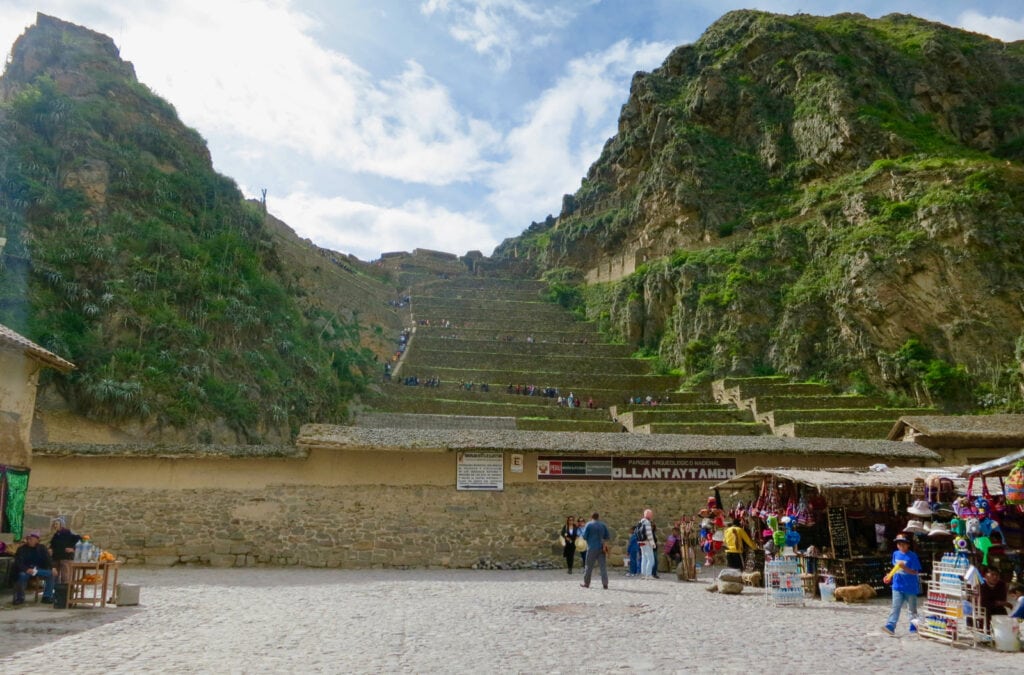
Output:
632,520,647,541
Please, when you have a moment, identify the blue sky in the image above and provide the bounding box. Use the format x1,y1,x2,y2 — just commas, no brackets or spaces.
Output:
2,1,1023,261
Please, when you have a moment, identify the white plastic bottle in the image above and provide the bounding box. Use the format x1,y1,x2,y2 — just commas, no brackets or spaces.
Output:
74,539,85,562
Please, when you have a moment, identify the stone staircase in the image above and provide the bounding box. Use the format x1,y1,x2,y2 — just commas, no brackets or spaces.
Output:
361,261,928,440
363,273,679,432
711,376,934,439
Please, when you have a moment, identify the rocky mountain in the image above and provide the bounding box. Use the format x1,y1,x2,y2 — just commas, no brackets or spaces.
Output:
493,10,1024,410
0,14,404,444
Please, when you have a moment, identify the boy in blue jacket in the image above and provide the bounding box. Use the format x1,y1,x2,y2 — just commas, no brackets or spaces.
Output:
883,532,921,636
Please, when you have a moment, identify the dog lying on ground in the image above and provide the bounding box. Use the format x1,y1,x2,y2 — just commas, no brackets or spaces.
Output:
833,583,876,602
741,570,762,587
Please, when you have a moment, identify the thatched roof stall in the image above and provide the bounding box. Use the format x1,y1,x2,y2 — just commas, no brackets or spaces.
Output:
713,466,968,592
715,466,968,494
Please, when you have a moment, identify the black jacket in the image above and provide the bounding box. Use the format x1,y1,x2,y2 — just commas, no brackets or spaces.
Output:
14,542,52,573
50,529,82,562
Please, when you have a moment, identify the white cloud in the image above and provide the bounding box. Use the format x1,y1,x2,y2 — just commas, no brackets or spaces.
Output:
0,0,499,188
420,0,584,71
271,189,499,260
487,39,672,223
118,1,499,187
957,10,1024,42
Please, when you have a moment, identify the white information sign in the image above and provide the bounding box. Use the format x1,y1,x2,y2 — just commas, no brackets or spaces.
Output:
456,452,504,491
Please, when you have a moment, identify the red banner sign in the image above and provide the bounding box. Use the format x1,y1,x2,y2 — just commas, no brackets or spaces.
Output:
537,456,736,481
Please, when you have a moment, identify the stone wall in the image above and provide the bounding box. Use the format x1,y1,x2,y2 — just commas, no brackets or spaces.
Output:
26,482,712,569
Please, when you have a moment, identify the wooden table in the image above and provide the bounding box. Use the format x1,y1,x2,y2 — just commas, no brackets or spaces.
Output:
66,561,121,608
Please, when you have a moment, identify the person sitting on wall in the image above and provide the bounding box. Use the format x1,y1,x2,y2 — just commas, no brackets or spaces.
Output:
13,531,55,605
49,516,81,583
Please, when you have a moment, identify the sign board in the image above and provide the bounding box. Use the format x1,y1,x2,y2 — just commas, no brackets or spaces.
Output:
537,456,736,481
510,453,524,473
456,452,504,491
827,507,852,559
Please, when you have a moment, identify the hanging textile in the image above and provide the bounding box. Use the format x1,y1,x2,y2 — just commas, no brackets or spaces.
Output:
4,468,30,540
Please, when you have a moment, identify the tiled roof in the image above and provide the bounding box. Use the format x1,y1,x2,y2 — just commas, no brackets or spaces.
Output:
887,414,1024,447
0,323,75,372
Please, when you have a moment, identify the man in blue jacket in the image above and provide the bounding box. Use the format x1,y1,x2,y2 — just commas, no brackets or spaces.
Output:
579,513,611,590
13,531,55,605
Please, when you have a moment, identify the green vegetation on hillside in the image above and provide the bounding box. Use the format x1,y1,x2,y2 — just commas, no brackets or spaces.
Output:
507,11,1024,413
0,42,376,441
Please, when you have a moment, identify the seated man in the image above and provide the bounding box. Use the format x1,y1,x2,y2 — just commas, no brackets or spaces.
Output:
13,531,55,605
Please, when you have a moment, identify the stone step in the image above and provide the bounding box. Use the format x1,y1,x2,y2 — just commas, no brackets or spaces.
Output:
419,288,545,302
355,412,517,430
606,398,714,418
411,318,589,333
773,420,898,439
617,408,754,431
414,298,566,313
744,395,887,416
412,335,633,358
402,349,652,375
711,376,789,401
369,396,613,419
721,382,833,405
413,325,599,338
416,277,546,291
757,407,934,427
397,366,679,392
633,422,772,436
515,419,624,432
413,320,598,335
381,384,678,409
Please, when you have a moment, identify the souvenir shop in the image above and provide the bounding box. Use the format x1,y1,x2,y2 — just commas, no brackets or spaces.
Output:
713,466,969,593
913,450,1024,647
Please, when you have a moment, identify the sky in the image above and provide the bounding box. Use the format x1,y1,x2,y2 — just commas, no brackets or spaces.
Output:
2,2,1023,261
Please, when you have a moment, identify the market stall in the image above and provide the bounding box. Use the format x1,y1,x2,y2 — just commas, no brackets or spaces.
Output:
963,449,1024,581
714,466,969,594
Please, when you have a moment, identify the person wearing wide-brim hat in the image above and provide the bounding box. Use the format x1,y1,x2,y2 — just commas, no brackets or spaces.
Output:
882,533,922,636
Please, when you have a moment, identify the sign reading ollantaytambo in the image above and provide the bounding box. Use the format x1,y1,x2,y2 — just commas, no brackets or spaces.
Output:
537,456,736,481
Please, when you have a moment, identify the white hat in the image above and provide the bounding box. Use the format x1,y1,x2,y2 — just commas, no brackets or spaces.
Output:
904,519,929,534
907,500,934,517
928,522,952,538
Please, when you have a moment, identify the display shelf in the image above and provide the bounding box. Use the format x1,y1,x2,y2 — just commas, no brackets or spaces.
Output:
917,555,989,647
765,558,805,606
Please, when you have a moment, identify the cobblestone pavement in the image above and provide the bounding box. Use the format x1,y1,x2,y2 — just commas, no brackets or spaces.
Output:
0,566,1020,673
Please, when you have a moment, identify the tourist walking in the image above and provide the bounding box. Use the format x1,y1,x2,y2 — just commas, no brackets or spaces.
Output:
560,516,579,574
576,516,587,569
579,512,611,590
883,532,921,636
638,509,655,578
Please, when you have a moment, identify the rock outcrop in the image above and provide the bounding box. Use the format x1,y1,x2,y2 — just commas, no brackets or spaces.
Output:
492,11,1024,399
